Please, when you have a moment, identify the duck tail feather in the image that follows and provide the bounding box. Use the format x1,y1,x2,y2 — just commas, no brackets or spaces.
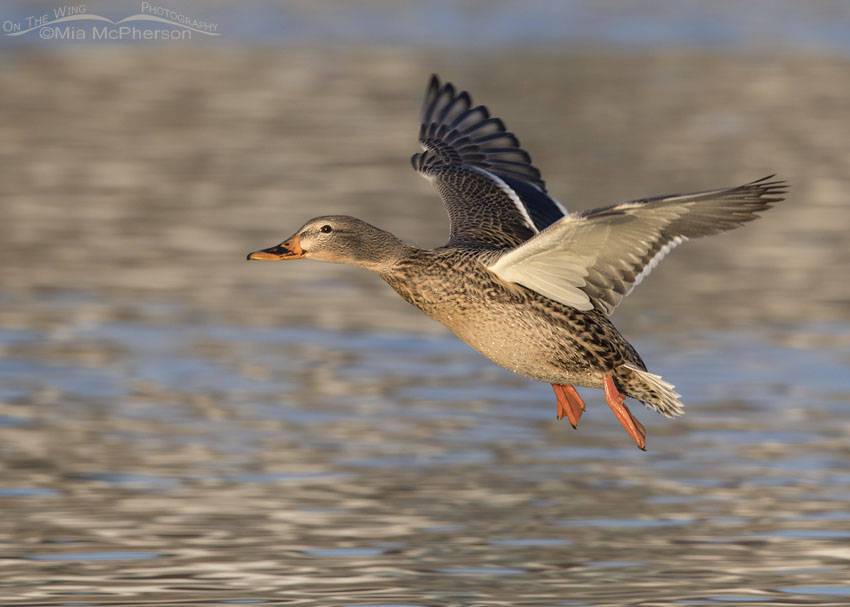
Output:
619,363,684,418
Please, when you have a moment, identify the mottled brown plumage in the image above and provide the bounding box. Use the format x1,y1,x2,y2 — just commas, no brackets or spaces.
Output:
248,75,786,449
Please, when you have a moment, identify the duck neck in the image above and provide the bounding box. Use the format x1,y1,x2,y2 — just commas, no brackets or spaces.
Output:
355,233,417,274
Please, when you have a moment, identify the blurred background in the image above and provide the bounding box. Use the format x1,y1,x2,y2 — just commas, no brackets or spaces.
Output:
1,1,849,605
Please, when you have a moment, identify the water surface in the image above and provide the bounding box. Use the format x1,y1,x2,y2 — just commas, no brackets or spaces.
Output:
0,47,849,606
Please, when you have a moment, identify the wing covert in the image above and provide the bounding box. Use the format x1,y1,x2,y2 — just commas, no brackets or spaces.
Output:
488,177,787,314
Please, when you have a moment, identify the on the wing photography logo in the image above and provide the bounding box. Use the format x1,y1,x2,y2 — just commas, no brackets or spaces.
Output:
3,3,219,41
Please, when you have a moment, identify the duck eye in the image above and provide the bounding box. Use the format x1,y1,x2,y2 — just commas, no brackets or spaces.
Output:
319,225,333,234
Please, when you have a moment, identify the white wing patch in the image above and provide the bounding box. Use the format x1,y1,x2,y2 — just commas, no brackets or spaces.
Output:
486,177,784,313
487,205,687,313
488,215,608,311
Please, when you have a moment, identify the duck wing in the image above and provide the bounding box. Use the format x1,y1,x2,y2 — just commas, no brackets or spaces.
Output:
412,75,567,248
488,177,787,314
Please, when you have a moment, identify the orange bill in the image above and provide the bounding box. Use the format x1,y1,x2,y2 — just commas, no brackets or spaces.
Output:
247,235,304,260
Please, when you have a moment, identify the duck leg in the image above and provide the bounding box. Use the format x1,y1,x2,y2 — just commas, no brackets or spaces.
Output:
552,384,586,428
602,374,646,450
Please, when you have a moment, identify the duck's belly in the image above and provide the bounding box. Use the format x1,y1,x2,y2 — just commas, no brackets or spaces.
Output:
446,307,610,387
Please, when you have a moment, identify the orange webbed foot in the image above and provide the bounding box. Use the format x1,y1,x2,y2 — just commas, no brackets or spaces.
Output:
602,375,646,450
552,384,586,429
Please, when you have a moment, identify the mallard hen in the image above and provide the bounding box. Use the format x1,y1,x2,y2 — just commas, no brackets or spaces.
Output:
248,75,786,449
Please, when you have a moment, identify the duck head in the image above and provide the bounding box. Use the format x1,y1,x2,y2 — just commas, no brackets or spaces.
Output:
247,215,411,272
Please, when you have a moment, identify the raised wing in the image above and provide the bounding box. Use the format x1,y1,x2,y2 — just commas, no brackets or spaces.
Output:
488,177,787,314
412,74,567,248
